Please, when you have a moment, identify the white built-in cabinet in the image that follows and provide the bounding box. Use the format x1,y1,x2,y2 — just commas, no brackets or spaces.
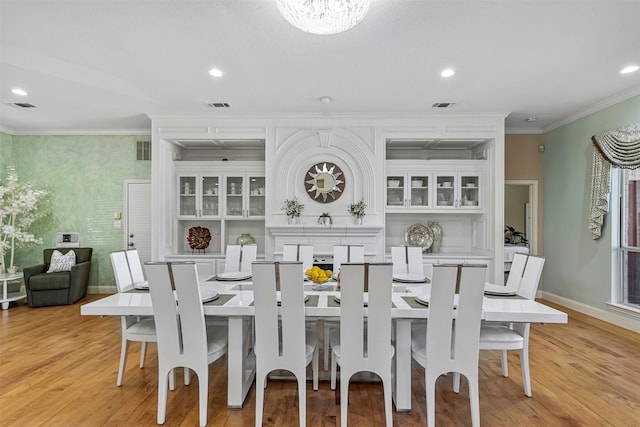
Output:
386,160,485,213
172,161,265,262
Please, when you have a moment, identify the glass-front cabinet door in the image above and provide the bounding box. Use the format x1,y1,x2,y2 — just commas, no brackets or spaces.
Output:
435,174,456,208
225,174,265,218
178,175,198,218
409,174,430,208
225,175,245,217
458,174,480,209
247,175,265,217
178,174,220,218
200,176,220,217
386,175,406,208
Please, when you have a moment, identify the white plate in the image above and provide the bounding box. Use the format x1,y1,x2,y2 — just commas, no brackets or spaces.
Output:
133,281,149,290
393,273,427,283
201,291,219,303
484,283,517,296
415,294,459,307
334,293,368,306
217,272,252,281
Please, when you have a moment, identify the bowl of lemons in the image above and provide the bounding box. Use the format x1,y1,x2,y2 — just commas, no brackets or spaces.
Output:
305,266,332,283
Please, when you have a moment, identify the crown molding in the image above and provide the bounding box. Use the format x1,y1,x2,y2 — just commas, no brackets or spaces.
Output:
6,128,151,136
543,87,640,133
0,125,15,135
505,127,543,135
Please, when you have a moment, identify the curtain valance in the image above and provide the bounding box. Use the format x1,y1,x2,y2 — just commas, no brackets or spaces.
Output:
589,123,640,239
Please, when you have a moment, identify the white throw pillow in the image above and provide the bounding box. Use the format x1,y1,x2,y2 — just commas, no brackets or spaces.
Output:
47,250,76,273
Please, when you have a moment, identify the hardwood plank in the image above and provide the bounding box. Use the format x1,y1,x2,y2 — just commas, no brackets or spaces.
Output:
1,297,639,426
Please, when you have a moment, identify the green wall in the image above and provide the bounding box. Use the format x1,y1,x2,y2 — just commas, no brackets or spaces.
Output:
542,95,640,313
1,134,150,287
0,132,15,171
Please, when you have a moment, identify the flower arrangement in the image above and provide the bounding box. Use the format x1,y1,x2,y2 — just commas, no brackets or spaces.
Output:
347,199,367,218
0,166,49,272
282,197,304,218
317,212,333,225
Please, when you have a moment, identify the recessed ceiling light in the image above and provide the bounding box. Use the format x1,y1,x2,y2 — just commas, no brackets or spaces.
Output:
319,96,334,104
208,68,223,77
525,117,538,122
11,88,28,96
440,68,455,78
620,65,639,74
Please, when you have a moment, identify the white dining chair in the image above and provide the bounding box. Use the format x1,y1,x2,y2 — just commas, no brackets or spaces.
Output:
110,250,156,387
329,263,394,427
125,248,147,287
478,255,545,397
322,245,366,370
224,244,257,274
145,261,228,427
282,244,314,272
252,261,319,427
332,245,365,273
411,264,487,427
391,245,424,276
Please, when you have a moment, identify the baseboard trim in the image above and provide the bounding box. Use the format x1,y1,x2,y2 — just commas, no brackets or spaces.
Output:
539,290,640,333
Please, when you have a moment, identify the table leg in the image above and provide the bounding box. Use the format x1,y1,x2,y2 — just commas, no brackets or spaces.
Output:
227,316,256,408
393,318,412,412
2,279,8,310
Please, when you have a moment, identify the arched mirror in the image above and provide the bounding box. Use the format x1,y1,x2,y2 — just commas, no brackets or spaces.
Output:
305,162,345,203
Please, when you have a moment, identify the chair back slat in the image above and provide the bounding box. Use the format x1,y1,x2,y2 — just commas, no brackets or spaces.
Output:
125,249,145,284
110,250,133,293
391,245,423,275
170,262,208,359
145,262,183,358
506,252,528,290
518,255,545,300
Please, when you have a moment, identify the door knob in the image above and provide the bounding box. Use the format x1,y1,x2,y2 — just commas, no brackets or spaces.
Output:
129,234,134,238
128,242,135,247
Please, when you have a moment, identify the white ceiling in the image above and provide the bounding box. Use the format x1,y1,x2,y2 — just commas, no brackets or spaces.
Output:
1,0,639,135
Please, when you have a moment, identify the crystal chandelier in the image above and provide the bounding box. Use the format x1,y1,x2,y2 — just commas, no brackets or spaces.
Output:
276,0,370,35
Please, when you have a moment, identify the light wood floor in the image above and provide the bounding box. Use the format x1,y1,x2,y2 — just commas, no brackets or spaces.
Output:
1,295,639,426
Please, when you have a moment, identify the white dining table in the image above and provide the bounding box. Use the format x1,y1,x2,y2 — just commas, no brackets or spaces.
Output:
81,276,568,412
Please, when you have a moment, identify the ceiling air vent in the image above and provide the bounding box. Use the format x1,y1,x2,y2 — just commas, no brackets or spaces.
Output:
9,102,37,108
432,102,456,108
205,102,231,108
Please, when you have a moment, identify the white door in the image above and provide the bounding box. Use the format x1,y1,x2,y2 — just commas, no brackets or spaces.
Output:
125,180,152,264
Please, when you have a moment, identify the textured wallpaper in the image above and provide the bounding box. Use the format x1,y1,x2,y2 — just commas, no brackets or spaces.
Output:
6,134,150,288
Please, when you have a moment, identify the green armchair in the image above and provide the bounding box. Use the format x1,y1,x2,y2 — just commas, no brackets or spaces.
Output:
23,248,93,308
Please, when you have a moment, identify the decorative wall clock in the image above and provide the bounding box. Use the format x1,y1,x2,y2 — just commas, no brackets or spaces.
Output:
304,162,345,203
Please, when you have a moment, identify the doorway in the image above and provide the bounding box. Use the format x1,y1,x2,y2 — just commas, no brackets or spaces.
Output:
505,180,538,255
124,180,152,264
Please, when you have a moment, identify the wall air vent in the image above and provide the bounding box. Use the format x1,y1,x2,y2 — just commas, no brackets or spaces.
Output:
432,102,456,108
9,102,37,108
205,102,231,108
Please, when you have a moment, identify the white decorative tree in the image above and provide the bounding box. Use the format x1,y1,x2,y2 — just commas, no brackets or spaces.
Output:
0,166,49,273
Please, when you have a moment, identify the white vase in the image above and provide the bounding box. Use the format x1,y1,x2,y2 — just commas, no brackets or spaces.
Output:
430,222,443,253
288,217,297,225
7,265,18,275
354,217,363,225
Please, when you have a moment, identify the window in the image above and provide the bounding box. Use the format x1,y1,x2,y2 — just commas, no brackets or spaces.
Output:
620,168,640,306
